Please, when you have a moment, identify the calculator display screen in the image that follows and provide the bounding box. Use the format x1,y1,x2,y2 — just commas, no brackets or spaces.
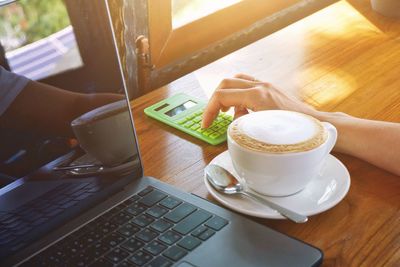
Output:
165,101,197,117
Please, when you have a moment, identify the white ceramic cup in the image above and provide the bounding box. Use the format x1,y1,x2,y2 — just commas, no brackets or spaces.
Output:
227,111,337,197
371,0,400,18
71,100,137,166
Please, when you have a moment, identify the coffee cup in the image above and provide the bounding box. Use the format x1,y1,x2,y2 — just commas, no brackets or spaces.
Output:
227,110,337,196
71,100,137,166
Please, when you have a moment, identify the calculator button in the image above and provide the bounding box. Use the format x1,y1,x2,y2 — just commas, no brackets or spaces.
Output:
184,121,195,128
219,120,230,126
218,129,227,135
196,128,205,133
216,117,224,123
177,119,187,124
209,133,221,139
203,130,213,137
210,123,218,129
194,111,203,116
193,116,202,123
190,124,200,130
186,114,196,120
223,114,233,120
210,125,222,131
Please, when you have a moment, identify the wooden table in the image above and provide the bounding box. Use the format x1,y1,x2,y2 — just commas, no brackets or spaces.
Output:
131,1,400,266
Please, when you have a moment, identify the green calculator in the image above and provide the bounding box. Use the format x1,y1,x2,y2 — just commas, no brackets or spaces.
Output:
144,93,233,145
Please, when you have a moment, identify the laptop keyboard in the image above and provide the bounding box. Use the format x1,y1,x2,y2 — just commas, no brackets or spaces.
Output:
0,182,101,256
23,186,229,266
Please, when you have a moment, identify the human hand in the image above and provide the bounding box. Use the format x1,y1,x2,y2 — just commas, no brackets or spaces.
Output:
201,74,317,128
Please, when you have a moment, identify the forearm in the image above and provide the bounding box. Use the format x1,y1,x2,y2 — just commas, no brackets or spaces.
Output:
0,81,123,137
313,111,400,176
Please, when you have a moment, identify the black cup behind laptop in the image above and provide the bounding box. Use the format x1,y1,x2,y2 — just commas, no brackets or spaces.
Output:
71,100,138,168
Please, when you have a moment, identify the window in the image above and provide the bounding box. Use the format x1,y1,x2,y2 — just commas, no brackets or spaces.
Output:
0,0,83,80
1,0,122,94
107,0,337,97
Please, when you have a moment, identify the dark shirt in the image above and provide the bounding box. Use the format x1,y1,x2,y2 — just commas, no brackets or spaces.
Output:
0,66,29,115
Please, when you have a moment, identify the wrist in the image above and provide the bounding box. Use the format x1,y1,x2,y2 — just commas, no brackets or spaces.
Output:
310,110,350,124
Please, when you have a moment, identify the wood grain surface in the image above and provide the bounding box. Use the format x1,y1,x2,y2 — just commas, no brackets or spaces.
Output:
131,1,400,266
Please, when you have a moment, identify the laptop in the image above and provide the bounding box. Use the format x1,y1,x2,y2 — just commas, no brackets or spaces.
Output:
0,2,323,267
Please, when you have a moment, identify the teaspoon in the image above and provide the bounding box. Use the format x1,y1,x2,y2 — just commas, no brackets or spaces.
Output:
205,164,308,223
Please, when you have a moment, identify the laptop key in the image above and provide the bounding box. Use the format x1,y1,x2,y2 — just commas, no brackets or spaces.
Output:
198,228,215,241
158,230,182,245
146,205,169,218
192,225,208,237
150,219,173,233
172,209,212,235
77,233,96,248
125,203,148,216
117,223,140,237
177,236,201,251
164,203,196,223
50,248,67,262
98,221,118,235
162,246,188,262
135,228,159,242
144,240,167,255
205,216,229,231
147,256,173,267
103,232,126,247
70,252,91,267
70,239,85,250
138,186,153,196
128,250,153,266
120,198,137,208
121,238,144,253
105,247,130,264
117,261,136,267
160,197,182,209
110,211,133,225
86,241,110,258
118,261,136,267
90,257,114,267
139,190,167,207
85,230,102,243
132,214,154,227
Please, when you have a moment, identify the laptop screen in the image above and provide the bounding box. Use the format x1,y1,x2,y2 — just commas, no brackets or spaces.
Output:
0,0,142,260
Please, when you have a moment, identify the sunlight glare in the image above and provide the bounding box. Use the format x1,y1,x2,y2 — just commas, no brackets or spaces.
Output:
172,0,241,28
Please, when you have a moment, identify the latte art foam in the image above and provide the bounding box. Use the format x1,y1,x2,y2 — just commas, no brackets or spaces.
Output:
229,110,327,153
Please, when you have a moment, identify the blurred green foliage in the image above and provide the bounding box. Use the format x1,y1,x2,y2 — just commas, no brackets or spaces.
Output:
18,0,70,43
0,0,70,49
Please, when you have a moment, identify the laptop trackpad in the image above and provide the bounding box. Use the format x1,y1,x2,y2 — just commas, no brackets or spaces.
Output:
0,180,62,212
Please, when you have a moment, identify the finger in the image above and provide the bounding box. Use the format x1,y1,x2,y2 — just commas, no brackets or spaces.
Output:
202,88,255,128
220,106,230,112
234,73,260,82
234,106,249,120
218,78,258,89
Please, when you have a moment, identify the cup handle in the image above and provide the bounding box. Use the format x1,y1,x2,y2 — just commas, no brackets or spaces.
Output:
322,122,337,154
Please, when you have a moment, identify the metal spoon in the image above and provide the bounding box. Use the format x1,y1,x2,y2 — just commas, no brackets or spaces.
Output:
53,164,102,171
205,164,308,223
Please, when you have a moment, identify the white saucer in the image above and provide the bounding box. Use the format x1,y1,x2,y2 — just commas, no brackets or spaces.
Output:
204,151,351,219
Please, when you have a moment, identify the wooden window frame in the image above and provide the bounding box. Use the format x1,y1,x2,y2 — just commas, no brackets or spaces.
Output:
107,0,338,98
